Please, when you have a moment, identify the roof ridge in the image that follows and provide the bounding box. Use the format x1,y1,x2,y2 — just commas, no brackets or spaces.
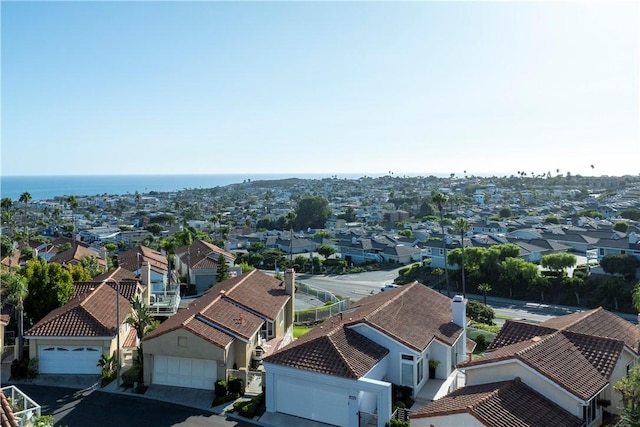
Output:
366,281,416,320
514,331,557,356
556,308,600,332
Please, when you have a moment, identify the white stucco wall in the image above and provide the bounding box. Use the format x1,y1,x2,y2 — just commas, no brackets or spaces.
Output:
264,363,392,427
464,361,583,416
411,412,482,427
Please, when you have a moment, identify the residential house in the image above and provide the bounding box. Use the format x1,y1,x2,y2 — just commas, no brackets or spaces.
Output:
263,283,470,427
379,245,422,264
24,282,132,375
174,239,237,295
415,308,640,427
49,244,107,272
595,232,640,262
118,246,169,294
142,269,295,390
410,378,583,427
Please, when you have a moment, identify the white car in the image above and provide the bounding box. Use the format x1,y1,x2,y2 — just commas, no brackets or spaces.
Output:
380,284,400,292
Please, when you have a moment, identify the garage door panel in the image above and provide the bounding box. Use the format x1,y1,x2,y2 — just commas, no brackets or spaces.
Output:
275,376,349,426
152,356,217,390
39,346,102,374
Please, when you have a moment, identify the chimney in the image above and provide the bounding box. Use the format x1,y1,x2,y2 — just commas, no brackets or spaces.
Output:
630,232,639,245
451,294,468,363
141,261,151,306
223,240,231,252
284,268,295,327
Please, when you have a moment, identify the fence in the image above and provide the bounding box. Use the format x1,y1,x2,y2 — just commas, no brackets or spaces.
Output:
295,298,350,323
358,410,378,427
226,369,264,396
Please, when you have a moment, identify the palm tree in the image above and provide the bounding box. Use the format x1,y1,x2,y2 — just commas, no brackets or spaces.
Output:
286,211,297,263
19,192,31,242
432,192,450,296
126,295,158,385
67,196,79,247
477,283,492,306
2,272,28,361
454,217,471,297
1,197,14,236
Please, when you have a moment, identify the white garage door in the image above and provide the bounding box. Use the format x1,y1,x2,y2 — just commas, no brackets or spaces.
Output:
39,346,102,374
275,375,349,426
152,355,217,390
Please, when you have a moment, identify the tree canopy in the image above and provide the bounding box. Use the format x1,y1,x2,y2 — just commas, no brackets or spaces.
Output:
541,253,577,273
294,196,331,230
23,258,75,323
601,254,640,281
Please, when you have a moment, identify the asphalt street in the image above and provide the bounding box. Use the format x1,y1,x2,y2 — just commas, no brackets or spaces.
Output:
12,385,255,427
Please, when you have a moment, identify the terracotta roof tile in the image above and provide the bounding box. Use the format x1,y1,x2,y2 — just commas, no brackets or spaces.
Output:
74,280,140,301
214,269,291,320
0,390,19,427
117,246,167,273
176,239,235,270
465,329,622,400
265,283,462,378
410,379,583,427
49,245,106,269
264,317,389,378
541,307,640,354
488,321,556,350
343,282,464,351
26,283,130,338
123,327,138,348
144,270,290,347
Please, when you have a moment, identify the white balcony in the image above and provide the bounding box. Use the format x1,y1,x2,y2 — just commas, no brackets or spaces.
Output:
1,385,42,427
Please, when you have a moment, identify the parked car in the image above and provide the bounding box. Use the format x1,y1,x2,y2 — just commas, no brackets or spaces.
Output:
380,284,400,292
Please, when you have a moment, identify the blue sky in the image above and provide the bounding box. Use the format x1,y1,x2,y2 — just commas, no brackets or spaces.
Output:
2,1,638,177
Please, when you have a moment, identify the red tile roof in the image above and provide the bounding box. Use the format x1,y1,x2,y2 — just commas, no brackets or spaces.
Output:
343,281,464,351
117,246,167,273
410,378,583,427
26,283,130,338
176,239,235,270
0,390,19,427
466,313,629,400
74,280,141,301
144,269,290,348
123,327,138,348
49,245,106,270
265,282,463,378
264,317,389,378
541,307,640,354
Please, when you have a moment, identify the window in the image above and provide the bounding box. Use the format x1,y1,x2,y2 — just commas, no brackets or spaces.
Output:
178,336,188,347
401,354,414,361
599,248,604,256
417,358,424,383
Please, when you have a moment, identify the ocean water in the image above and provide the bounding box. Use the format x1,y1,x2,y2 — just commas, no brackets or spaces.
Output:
0,173,372,201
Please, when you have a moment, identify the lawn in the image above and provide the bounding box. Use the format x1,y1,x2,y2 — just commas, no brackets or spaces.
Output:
293,325,313,338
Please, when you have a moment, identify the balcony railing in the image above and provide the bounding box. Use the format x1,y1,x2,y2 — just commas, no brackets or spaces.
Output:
1,385,41,427
149,291,180,316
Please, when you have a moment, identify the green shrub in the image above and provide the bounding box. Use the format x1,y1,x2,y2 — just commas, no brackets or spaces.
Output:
387,419,410,427
466,300,495,324
121,366,142,387
228,377,244,394
215,380,227,397
473,334,489,352
212,392,239,407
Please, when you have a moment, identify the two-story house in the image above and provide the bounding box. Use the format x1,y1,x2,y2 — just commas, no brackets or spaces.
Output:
263,283,470,427
141,269,295,390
